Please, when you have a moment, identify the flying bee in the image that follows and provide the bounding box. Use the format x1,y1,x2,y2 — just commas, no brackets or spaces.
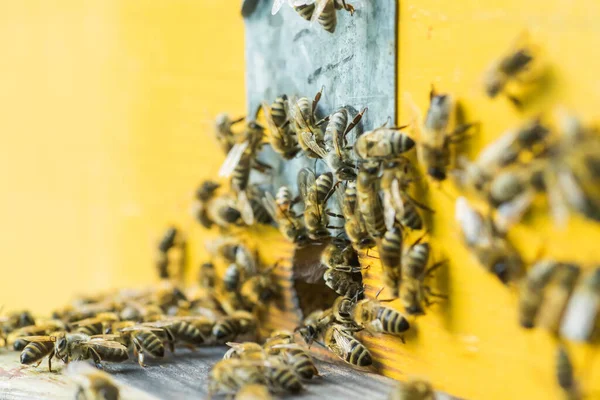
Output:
272,0,355,33
209,358,268,397
288,89,328,159
353,298,410,336
455,197,523,284
357,161,386,238
298,168,341,241
483,34,535,105
265,358,303,393
66,361,121,400
323,324,372,367
262,186,310,247
341,181,376,250
116,322,167,367
388,379,435,400
215,113,244,154
556,346,580,400
405,87,474,181
296,308,334,346
323,107,367,181
518,260,559,329
212,311,257,343
262,96,300,160
535,263,580,334
560,267,600,342
378,226,403,297
355,122,415,161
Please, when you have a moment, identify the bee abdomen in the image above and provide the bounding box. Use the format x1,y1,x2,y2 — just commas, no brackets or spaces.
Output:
271,96,288,127
326,110,348,137
292,355,318,379
76,323,103,337
405,243,430,279
391,132,416,155
294,3,316,20
315,173,334,203
250,198,273,224
137,331,165,358
380,230,402,267
212,319,239,342
20,341,53,365
347,340,372,366
317,1,337,33
172,321,204,344
378,307,410,334
232,156,251,192
272,367,303,393
399,199,423,230
96,345,129,362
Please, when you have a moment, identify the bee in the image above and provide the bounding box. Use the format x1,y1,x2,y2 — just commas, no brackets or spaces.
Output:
209,358,268,397
483,35,535,104
518,260,559,329
215,113,244,154
272,0,355,34
324,269,363,299
19,332,63,371
332,296,356,325
357,161,386,238
247,185,274,225
116,322,166,367
405,87,474,181
560,267,600,342
556,346,580,400
61,334,129,368
141,319,206,349
224,263,244,292
262,186,310,247
158,226,178,254
66,361,121,400
324,107,367,180
264,335,319,380
388,379,435,400
196,180,221,202
202,194,243,229
1,310,36,338
535,263,580,334
224,342,265,361
381,160,427,231
321,241,360,273
289,89,328,159
353,298,410,336
378,227,403,297
298,168,339,241
355,123,415,161
199,261,216,290
262,96,300,160
235,384,272,400
8,321,66,351
455,197,523,284
206,236,241,264
70,313,120,337
265,358,303,393
323,324,372,367
341,181,376,250
212,311,257,343
241,265,279,310
296,308,334,346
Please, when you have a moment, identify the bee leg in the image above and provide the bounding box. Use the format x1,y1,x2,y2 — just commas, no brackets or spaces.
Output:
341,0,355,14
89,348,104,369
312,86,325,115
326,212,345,219
138,350,147,368
231,116,245,125
48,352,53,372
315,115,330,126
424,260,448,278
342,107,367,141
326,225,344,229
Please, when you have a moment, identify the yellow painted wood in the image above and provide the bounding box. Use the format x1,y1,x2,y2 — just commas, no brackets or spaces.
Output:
1,2,600,400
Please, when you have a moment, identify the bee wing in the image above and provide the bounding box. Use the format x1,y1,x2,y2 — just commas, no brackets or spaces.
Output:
261,101,282,140
271,0,286,15
85,340,129,351
261,191,280,221
558,168,588,215
560,286,600,342
495,190,534,233
18,335,55,343
219,141,249,178
299,131,328,159
546,168,570,227
237,191,255,226
140,321,174,329
476,130,517,169
331,327,353,357
90,334,122,341
310,0,331,23
298,168,316,201
455,197,486,247
294,262,326,284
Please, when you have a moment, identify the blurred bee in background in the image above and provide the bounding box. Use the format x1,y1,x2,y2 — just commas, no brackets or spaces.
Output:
66,362,121,400
535,263,580,335
556,346,580,400
223,342,265,361
199,261,216,291
388,379,435,400
215,113,244,154
8,320,66,351
518,260,559,329
241,264,280,311
205,236,242,265
353,298,410,336
560,267,600,342
262,96,300,160
355,123,415,161
0,310,36,340
272,0,356,34
209,358,268,398
378,226,403,297
405,87,474,182
341,181,376,250
323,323,372,367
323,107,367,180
212,311,257,344
455,197,523,284
155,226,188,281
113,322,166,367
201,194,243,229
264,358,304,393
247,185,275,225
357,161,386,238
288,89,328,159
262,186,310,247
298,168,341,241
235,384,273,400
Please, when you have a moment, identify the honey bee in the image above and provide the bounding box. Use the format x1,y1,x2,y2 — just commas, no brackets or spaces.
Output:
357,161,386,238
202,194,243,229
247,185,274,225
483,35,535,104
8,321,66,351
535,263,580,334
378,227,403,297
241,265,279,310
324,107,367,181
289,90,328,159
212,311,257,343
140,319,206,349
353,298,410,336
518,260,559,329
355,123,415,161
381,160,427,231
1,310,36,339
556,346,580,400
215,113,244,154
405,87,474,181
264,335,319,380
298,168,340,241
272,0,355,33
321,241,360,273
70,313,120,337
115,322,166,367
262,186,310,247
296,308,334,346
455,197,523,284
323,324,372,367
199,261,216,290
332,296,356,325
265,358,303,393
388,379,435,400
324,269,363,299
235,384,273,400
224,342,265,361
66,361,121,400
209,358,268,397
341,181,376,250
19,331,63,371
262,96,300,160
560,267,600,342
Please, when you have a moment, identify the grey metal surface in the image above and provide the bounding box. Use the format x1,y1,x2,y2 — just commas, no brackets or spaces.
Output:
244,0,397,199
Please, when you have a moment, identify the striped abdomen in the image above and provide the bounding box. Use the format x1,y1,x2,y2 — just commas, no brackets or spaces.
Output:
250,197,272,224
380,230,402,272
170,321,204,344
294,3,316,20
345,338,372,366
325,109,348,154
91,343,129,363
134,330,165,358
404,243,430,280
212,317,240,343
315,172,334,204
376,307,410,334
398,195,423,230
294,97,313,127
317,0,337,33
223,263,241,291
288,352,318,379
276,186,293,212
357,172,385,237
231,154,251,192
76,323,103,337
271,96,288,127
324,270,362,298
343,182,357,216
270,365,303,393
388,131,416,156
20,341,53,365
